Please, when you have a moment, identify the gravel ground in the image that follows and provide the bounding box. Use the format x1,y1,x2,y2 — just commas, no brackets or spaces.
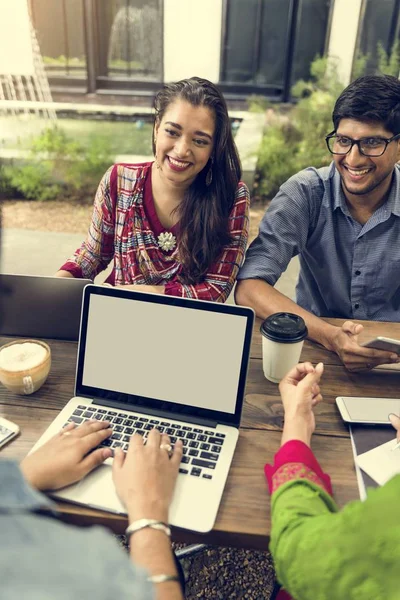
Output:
5,197,277,599
177,545,276,599
115,537,277,599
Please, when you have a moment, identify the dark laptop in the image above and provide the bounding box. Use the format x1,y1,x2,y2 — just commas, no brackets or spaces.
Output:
0,274,92,341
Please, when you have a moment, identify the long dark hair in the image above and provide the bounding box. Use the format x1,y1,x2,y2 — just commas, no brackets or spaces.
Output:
152,77,242,284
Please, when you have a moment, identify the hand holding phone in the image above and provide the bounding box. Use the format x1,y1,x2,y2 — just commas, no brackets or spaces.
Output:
0,417,20,449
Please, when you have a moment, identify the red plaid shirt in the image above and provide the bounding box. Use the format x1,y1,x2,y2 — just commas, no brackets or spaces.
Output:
60,162,250,302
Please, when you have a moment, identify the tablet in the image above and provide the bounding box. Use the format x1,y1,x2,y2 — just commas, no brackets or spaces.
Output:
336,396,400,425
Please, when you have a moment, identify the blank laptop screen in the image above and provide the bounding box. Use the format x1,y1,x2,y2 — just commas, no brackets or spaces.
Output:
81,293,248,415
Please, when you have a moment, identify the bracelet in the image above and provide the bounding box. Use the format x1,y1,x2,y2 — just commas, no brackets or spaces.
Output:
125,518,171,539
147,574,180,584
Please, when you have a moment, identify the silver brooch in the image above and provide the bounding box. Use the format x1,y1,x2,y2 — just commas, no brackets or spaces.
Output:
157,231,176,252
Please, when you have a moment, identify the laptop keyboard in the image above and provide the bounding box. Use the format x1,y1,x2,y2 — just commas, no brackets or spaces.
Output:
65,405,226,481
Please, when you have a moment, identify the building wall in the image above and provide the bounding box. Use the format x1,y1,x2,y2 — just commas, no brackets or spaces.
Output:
163,0,223,82
327,0,363,85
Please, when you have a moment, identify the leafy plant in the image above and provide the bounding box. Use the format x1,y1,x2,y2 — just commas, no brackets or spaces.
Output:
3,163,60,200
4,126,113,201
255,55,340,198
352,50,370,80
247,95,272,113
377,40,400,76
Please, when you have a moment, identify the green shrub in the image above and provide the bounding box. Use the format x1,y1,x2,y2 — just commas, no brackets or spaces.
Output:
352,51,370,80
5,126,113,201
255,55,339,198
3,163,61,200
247,95,272,113
377,40,400,77
256,125,299,198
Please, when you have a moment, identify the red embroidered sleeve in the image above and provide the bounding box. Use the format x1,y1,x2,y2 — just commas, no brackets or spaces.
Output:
264,440,333,496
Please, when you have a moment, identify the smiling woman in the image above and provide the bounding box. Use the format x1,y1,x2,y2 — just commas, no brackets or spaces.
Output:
55,77,250,302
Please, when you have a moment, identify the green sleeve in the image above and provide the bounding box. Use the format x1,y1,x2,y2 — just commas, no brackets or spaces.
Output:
270,476,400,600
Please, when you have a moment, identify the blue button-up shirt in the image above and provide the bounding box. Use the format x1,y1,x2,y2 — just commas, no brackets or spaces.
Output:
1,460,154,600
238,163,400,320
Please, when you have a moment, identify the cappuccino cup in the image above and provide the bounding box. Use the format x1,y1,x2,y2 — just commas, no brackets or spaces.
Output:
260,313,308,383
0,339,51,395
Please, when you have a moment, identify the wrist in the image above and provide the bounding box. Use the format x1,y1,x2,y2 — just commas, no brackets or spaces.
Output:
128,526,171,548
281,418,312,447
320,323,340,352
126,500,169,524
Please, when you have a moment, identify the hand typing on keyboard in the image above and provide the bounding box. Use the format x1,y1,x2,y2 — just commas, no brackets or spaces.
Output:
20,419,113,491
112,428,183,523
68,405,226,481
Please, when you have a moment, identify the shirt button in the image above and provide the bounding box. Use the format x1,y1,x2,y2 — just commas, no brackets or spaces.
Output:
354,303,360,309
355,270,361,276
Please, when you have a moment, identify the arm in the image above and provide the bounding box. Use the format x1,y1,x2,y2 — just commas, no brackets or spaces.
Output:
113,430,184,600
270,455,400,600
235,176,399,371
55,270,74,278
266,365,400,599
56,165,116,280
235,178,341,348
164,182,250,302
236,278,338,349
236,279,399,371
20,421,183,600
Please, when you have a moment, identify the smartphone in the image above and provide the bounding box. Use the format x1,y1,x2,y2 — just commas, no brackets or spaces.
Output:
362,336,400,354
336,396,400,425
0,417,20,449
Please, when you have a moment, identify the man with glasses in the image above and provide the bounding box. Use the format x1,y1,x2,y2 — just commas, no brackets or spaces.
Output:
236,74,400,372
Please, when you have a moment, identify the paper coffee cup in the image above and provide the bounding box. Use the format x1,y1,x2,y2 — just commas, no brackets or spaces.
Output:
260,313,308,383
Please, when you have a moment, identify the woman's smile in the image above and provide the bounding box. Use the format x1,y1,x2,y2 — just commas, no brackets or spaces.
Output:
166,156,192,172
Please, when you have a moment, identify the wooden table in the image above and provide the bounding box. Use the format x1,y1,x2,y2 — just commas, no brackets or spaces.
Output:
1,318,400,550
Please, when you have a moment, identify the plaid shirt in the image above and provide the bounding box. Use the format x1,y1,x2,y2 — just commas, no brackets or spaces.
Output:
60,162,250,302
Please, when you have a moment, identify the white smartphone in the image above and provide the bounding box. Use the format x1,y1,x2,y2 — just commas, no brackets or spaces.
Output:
362,336,400,354
0,417,20,449
336,396,400,425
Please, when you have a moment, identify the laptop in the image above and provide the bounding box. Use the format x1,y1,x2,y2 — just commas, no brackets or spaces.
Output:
0,274,92,341
31,284,254,533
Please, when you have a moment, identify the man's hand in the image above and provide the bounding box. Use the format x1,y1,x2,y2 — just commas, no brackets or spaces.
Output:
327,321,400,372
112,429,183,522
279,362,324,447
20,420,113,491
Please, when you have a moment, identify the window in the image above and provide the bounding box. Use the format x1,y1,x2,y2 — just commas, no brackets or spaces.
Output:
96,0,163,82
355,0,400,75
221,0,332,100
29,0,86,78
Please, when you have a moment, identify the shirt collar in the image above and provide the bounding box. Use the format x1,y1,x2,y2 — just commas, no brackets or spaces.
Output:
331,162,400,217
0,460,55,512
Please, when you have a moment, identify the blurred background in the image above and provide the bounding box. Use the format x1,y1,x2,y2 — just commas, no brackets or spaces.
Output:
1,1,400,596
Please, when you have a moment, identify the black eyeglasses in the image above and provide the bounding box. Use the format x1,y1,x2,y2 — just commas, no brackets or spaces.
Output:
325,130,400,157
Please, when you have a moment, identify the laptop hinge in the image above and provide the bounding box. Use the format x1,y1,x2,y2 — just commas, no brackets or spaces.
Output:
94,399,219,428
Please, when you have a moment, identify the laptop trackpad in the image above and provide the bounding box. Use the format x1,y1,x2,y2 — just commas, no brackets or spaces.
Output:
71,464,125,514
